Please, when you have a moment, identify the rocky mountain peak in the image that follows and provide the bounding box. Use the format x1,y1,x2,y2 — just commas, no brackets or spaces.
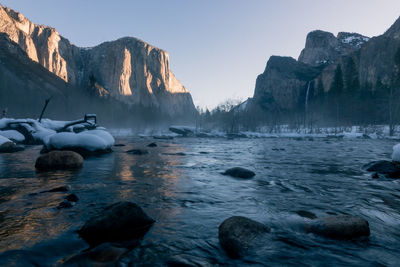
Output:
384,16,400,39
298,29,369,66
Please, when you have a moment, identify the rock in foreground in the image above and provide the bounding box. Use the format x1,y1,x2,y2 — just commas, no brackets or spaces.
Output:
79,202,155,246
218,216,270,258
35,151,83,171
363,160,400,178
307,215,370,239
222,167,256,179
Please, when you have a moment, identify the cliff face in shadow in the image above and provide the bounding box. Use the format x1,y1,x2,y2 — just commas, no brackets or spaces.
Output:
247,16,400,125
0,5,196,121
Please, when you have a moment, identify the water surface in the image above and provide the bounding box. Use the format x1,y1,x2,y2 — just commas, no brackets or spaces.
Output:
0,137,399,266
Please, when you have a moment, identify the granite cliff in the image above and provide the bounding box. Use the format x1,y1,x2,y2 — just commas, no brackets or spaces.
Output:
0,5,196,118
249,16,400,119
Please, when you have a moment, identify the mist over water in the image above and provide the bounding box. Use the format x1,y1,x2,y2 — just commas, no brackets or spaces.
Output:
0,137,399,266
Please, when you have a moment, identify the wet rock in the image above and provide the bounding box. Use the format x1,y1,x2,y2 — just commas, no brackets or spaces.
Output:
65,193,79,202
35,151,84,171
126,149,149,155
41,185,70,193
114,143,126,147
57,200,74,209
0,142,24,153
63,243,128,266
295,210,317,219
363,160,400,178
79,201,155,246
218,216,270,258
222,167,255,179
306,215,370,239
147,142,157,147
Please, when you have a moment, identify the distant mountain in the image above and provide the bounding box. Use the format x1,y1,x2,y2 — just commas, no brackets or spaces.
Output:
246,16,400,125
0,5,196,122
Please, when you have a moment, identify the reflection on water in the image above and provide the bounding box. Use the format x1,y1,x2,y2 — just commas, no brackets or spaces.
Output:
0,137,399,265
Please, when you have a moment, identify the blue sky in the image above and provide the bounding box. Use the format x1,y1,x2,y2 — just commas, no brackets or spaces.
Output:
2,0,400,108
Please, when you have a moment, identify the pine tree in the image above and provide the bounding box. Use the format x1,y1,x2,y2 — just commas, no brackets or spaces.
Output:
329,64,344,128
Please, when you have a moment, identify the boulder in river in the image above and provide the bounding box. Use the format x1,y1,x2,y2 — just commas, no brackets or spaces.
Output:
363,160,400,178
78,201,155,246
35,151,84,171
306,215,370,239
222,167,256,179
218,216,270,258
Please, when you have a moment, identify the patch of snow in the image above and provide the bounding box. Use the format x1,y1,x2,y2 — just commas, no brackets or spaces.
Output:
0,130,25,143
392,144,400,162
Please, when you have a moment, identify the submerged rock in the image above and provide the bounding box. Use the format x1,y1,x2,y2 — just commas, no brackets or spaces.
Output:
57,200,74,209
295,210,317,219
147,142,157,147
35,151,84,171
218,216,270,258
79,201,155,246
222,167,256,179
126,149,149,155
63,243,128,266
363,160,400,178
65,193,79,202
306,215,370,239
40,185,70,193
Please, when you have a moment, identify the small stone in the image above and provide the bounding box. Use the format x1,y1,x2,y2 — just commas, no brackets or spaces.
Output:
147,142,157,147
295,210,317,219
222,167,255,179
114,144,126,147
65,193,79,202
57,200,73,209
126,149,149,155
41,185,70,193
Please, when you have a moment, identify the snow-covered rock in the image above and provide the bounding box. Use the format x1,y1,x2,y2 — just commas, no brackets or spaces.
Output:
392,144,400,162
0,130,25,143
46,130,115,154
0,135,10,146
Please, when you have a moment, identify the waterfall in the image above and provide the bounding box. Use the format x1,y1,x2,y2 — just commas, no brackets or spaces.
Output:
305,81,311,113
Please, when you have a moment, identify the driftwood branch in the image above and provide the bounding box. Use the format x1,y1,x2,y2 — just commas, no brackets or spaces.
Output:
39,97,51,122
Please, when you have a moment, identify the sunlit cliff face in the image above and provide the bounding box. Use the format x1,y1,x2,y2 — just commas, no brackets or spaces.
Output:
0,5,196,116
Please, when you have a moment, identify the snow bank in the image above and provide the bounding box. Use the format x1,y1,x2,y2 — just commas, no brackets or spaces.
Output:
46,130,114,152
392,144,400,162
0,130,25,143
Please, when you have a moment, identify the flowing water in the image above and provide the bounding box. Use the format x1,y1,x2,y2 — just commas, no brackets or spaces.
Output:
0,137,399,266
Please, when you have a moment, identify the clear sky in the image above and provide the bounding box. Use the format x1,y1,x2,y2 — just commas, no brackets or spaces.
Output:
2,0,400,109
